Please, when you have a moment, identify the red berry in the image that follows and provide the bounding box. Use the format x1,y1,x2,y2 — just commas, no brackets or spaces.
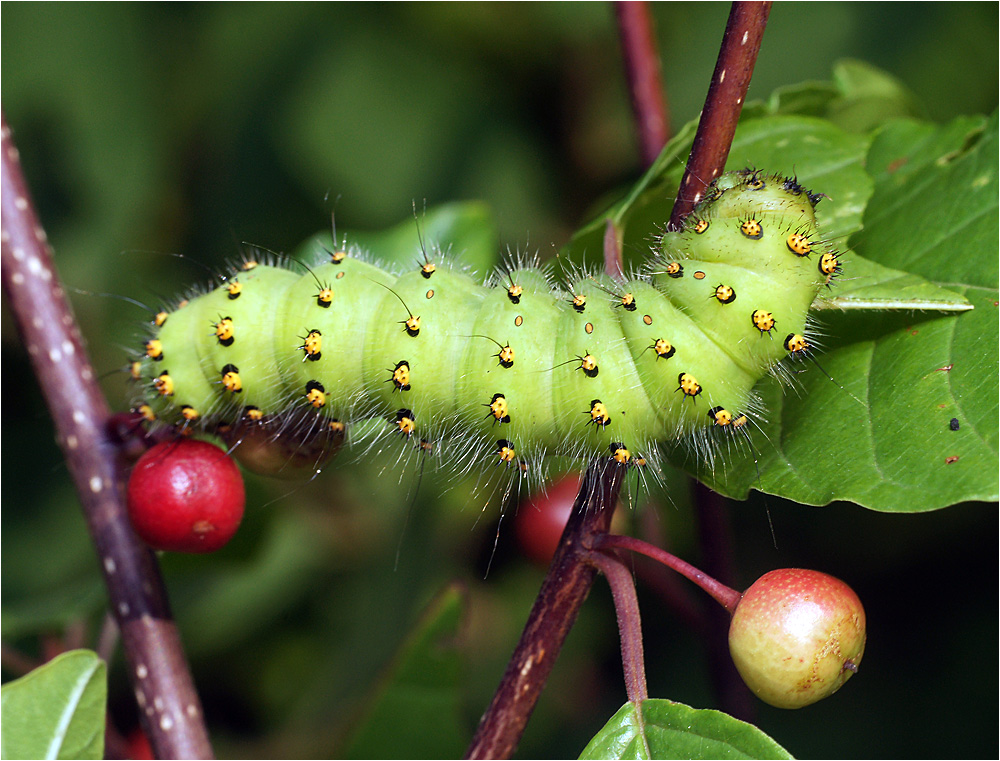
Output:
515,473,582,565
728,568,866,709
124,727,154,760
515,473,630,565
127,440,245,553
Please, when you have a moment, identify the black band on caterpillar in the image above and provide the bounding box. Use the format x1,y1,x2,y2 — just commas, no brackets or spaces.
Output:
131,171,836,477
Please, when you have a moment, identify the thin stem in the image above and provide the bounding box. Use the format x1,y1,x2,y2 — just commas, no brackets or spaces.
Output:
465,459,625,759
669,1,771,228
585,549,648,703
1,111,214,760
596,534,742,614
615,1,670,167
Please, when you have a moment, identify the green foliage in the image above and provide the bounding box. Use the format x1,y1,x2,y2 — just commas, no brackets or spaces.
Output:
580,700,791,760
1,650,106,760
344,201,501,276
343,584,468,758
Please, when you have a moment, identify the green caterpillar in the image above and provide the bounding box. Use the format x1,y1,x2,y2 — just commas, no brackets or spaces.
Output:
132,170,838,480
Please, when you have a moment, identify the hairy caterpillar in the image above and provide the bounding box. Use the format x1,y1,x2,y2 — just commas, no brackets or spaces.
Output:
131,171,837,484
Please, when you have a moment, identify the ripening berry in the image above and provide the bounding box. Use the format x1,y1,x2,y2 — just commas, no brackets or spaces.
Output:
127,440,245,553
728,568,866,709
515,473,583,565
515,473,627,566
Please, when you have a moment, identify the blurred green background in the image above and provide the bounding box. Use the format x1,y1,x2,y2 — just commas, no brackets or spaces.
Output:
2,4,996,758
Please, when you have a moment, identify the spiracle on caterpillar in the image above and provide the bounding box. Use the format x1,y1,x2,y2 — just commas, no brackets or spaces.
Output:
130,170,838,488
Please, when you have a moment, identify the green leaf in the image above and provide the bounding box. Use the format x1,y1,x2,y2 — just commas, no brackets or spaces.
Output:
685,113,999,510
1,650,106,760
759,60,923,131
579,699,792,760
341,583,469,759
758,80,841,120
693,301,999,509
856,112,997,288
825,59,925,132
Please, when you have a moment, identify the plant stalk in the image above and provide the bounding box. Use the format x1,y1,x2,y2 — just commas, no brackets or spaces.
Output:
615,1,670,167
1,111,214,760
596,534,742,614
465,460,625,759
585,549,648,703
669,1,771,228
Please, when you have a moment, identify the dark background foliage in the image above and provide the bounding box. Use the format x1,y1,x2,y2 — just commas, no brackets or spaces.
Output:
3,4,996,758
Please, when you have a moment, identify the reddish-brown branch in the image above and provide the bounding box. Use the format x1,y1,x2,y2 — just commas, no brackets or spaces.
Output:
615,1,670,167
1,111,214,760
669,1,771,228
596,534,742,614
465,460,625,759
586,549,648,703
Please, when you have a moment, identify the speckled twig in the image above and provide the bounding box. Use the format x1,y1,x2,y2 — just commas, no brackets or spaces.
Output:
1,110,214,760
669,1,771,228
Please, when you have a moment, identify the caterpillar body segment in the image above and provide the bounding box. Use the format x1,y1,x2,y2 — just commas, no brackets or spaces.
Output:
134,171,832,479
145,266,303,426
656,172,830,370
612,278,758,435
279,256,396,413
462,268,563,449
365,267,485,422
